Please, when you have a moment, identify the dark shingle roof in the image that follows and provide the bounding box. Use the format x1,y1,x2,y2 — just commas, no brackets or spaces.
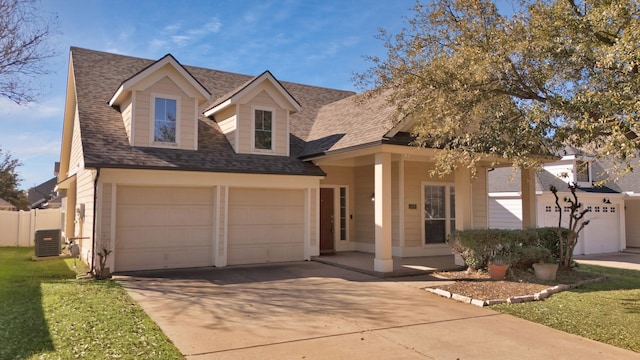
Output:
28,177,57,207
71,47,355,176
301,92,396,157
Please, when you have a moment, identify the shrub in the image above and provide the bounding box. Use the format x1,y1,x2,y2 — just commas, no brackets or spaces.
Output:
449,228,567,270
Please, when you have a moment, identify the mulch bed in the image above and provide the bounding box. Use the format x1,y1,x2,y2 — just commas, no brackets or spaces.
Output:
430,267,604,302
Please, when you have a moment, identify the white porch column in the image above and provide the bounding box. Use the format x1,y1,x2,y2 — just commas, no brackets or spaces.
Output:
454,166,473,230
374,152,393,272
521,167,537,229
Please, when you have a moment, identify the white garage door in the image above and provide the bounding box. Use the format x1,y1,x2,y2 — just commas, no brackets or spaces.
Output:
583,203,620,254
228,188,305,265
540,201,621,255
115,186,214,271
488,197,522,229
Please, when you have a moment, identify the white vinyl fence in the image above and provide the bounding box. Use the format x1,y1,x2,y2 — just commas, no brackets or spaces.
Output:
0,209,63,247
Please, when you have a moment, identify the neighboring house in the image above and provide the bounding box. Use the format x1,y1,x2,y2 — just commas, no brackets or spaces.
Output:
0,198,17,211
489,146,640,254
28,176,62,209
57,47,535,273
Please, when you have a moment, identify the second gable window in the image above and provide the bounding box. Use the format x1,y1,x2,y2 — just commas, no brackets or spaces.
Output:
154,97,177,143
254,109,273,150
575,160,590,183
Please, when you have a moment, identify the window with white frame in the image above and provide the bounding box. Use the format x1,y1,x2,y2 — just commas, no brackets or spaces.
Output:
254,109,273,151
339,187,347,241
575,160,591,183
424,184,455,244
153,97,177,143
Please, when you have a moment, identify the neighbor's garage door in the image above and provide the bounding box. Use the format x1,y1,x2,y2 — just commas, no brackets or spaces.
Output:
115,186,214,271
583,202,620,254
228,188,305,265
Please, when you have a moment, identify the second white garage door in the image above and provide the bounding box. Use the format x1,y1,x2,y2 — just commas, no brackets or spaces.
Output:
228,188,305,265
115,186,214,272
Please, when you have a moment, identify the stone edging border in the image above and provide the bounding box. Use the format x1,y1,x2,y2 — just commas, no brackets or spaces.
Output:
424,276,608,307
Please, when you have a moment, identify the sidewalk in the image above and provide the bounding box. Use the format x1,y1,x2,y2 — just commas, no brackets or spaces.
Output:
574,252,640,271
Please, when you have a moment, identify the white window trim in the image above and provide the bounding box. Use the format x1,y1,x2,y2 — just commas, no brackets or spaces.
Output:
574,159,592,187
421,181,455,247
251,105,275,154
149,92,180,147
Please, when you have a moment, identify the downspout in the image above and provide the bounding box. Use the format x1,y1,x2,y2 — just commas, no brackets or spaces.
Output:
89,168,100,274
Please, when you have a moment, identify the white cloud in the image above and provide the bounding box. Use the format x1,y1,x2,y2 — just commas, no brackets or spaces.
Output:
171,35,191,46
0,96,62,122
164,23,181,32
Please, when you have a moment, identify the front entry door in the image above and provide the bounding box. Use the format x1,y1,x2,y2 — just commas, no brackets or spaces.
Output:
320,188,335,254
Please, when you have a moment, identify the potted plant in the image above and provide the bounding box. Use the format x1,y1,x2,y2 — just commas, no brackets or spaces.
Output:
488,253,510,281
532,255,559,281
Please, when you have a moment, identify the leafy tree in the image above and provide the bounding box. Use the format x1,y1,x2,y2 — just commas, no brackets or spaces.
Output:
0,148,29,210
356,0,640,177
0,0,57,104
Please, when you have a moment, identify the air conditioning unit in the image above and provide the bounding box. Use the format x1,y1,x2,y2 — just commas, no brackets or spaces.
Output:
35,229,62,257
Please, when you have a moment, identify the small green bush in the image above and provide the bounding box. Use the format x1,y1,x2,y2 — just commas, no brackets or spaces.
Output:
449,228,566,270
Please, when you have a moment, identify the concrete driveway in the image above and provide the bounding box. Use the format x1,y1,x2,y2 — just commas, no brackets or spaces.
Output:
117,262,638,359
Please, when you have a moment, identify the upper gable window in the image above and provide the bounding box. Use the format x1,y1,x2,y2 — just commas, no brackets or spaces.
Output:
153,96,178,144
254,108,273,151
575,160,591,184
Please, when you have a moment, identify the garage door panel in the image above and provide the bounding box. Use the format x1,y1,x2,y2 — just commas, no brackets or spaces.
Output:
115,186,213,271
116,246,212,272
229,206,304,225
228,244,304,265
118,187,213,206
228,188,305,265
229,225,304,245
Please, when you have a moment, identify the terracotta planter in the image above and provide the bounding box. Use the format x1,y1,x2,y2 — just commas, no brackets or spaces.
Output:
533,262,559,281
488,263,509,280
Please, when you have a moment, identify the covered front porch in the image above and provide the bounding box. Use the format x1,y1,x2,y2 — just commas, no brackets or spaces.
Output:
312,251,461,278
313,144,538,274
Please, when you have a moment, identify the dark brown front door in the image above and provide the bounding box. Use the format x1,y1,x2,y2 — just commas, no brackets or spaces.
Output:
320,188,335,254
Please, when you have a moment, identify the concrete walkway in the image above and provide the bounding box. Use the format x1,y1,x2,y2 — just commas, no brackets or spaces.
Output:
117,262,639,359
574,252,640,271
312,251,462,277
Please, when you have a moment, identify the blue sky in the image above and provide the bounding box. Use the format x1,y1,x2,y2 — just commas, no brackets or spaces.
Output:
0,0,415,189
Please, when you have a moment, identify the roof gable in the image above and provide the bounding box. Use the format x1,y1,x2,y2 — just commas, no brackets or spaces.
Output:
109,53,210,107
204,70,301,117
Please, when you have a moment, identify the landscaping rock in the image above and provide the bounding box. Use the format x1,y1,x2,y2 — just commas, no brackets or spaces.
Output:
508,295,535,304
452,293,472,303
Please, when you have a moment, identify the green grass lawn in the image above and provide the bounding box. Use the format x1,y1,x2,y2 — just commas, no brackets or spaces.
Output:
493,264,640,353
0,247,183,359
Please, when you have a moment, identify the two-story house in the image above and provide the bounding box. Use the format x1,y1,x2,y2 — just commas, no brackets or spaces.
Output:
57,47,533,273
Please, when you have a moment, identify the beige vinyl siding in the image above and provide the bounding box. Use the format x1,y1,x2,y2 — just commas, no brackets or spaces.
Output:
69,110,83,175
353,165,374,244
237,88,289,156
98,183,113,253
403,161,454,248
216,106,237,151
216,186,226,258
309,188,317,247
471,167,488,229
120,95,133,143
625,200,640,247
391,161,400,246
133,76,197,150
75,168,96,264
